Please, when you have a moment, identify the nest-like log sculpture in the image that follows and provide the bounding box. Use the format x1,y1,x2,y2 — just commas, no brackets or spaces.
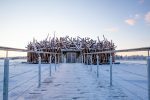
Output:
27,34,116,64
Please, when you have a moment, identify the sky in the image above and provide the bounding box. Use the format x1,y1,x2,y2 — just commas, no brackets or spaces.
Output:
0,0,150,56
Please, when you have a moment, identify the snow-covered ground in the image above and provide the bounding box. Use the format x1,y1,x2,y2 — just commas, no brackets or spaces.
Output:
0,59,148,100
0,59,57,100
94,61,148,100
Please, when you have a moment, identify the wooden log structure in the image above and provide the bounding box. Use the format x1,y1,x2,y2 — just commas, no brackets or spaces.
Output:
26,34,116,64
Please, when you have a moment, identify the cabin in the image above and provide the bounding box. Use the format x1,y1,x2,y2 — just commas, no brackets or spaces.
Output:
27,35,116,64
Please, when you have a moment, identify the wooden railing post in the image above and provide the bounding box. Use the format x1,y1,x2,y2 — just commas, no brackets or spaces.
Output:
97,54,99,78
147,50,150,100
3,57,9,100
38,56,41,88
49,54,51,76
110,54,113,86
55,54,56,71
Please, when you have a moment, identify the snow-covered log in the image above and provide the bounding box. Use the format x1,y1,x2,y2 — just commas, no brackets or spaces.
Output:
26,35,116,64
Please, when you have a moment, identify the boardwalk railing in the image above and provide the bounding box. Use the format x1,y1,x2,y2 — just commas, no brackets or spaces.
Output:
0,46,61,100
0,46,150,100
84,47,150,100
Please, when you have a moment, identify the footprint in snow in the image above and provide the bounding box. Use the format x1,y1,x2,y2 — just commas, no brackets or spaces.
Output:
54,84,61,87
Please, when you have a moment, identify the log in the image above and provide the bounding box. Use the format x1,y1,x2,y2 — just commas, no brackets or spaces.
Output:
27,34,116,64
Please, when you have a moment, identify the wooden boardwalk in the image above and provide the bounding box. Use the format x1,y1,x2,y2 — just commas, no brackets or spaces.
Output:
23,63,128,100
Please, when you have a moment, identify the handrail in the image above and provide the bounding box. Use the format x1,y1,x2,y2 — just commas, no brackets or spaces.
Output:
0,46,26,52
0,46,150,54
0,46,60,54
84,47,150,54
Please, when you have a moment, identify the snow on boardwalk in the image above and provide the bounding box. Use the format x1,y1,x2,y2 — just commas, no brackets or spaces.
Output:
23,63,128,100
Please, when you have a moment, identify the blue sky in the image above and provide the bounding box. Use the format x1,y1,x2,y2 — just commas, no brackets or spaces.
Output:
0,0,150,51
